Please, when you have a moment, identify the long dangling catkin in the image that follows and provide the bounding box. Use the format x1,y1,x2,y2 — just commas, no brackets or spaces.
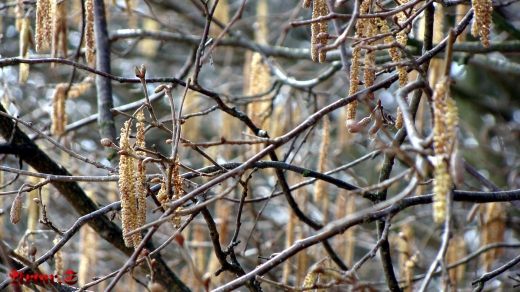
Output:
19,18,31,83
428,4,445,88
432,80,450,223
363,25,377,101
296,194,309,284
471,0,492,47
78,191,98,286
210,0,229,36
26,173,40,239
135,110,147,229
84,0,95,63
377,0,410,129
480,202,505,271
35,0,53,52
53,0,68,59
346,0,370,132
138,18,160,57
247,53,271,128
456,4,470,42
447,234,466,290
193,223,205,291
282,209,297,284
54,236,63,283
171,155,183,228
10,194,23,224
397,224,413,281
311,0,328,62
52,83,68,136
67,80,92,98
119,120,138,247
256,0,269,45
314,116,330,219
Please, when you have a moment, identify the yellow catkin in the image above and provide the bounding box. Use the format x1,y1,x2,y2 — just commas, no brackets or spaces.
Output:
35,0,54,52
316,266,330,292
135,110,147,229
428,4,445,88
247,53,271,128
480,202,505,271
78,191,98,286
51,83,68,136
295,193,309,284
119,120,138,247
19,18,31,83
138,18,160,57
171,155,183,228
156,175,182,228
333,192,352,266
404,254,417,292
53,0,68,59
26,173,40,237
378,3,409,129
211,0,229,36
256,0,269,45
311,0,328,62
85,0,95,63
54,236,63,283
456,4,470,42
432,79,457,223
193,223,205,291
207,200,230,287
471,0,492,47
67,80,92,98
346,0,370,132
17,240,28,258
302,0,312,9
397,224,413,281
282,210,297,284
447,234,466,289
15,3,24,32
10,194,23,224
314,116,330,219
302,269,317,288
363,10,377,101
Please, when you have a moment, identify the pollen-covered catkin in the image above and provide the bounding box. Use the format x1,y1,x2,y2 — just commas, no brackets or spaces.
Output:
19,18,31,83
52,83,68,136
480,202,505,271
471,0,492,47
10,194,23,224
432,80,449,223
314,116,330,220
35,0,53,52
247,52,271,128
53,0,68,59
54,236,63,283
447,234,466,289
311,0,328,62
135,110,147,229
84,0,95,63
346,0,372,132
118,120,139,247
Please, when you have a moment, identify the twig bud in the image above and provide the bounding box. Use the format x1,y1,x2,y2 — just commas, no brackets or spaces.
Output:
100,138,113,147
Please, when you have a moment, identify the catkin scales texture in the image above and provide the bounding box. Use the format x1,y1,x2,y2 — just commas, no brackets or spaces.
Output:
471,0,492,47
